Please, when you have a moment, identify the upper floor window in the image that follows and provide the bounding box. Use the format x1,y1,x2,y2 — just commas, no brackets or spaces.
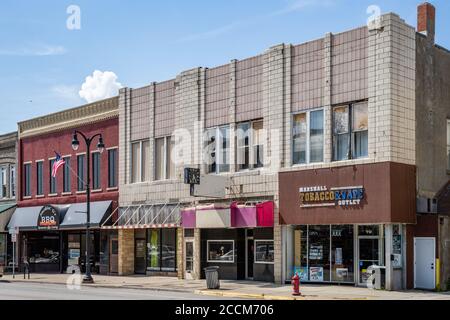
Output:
36,161,44,196
77,154,86,191
10,165,15,198
0,167,6,198
49,159,57,194
108,148,118,188
236,120,264,171
131,140,150,183
63,157,71,193
24,163,31,197
155,136,174,181
333,102,368,161
204,126,230,174
92,152,101,190
292,109,324,165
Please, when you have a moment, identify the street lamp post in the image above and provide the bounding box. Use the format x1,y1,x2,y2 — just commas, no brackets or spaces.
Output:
72,130,105,284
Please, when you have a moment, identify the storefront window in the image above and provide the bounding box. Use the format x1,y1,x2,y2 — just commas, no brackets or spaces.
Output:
255,240,274,263
292,225,355,283
27,233,60,264
147,228,177,272
331,225,354,282
207,240,234,263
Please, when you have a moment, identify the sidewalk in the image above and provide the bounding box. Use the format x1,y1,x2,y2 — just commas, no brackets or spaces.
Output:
1,273,449,300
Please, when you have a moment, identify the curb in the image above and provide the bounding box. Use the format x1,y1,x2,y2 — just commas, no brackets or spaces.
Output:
194,290,302,301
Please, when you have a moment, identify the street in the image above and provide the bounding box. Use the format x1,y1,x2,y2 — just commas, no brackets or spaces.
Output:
0,281,240,300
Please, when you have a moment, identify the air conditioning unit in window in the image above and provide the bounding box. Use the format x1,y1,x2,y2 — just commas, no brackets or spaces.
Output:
416,197,437,214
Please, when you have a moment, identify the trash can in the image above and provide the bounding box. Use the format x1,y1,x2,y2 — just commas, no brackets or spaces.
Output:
370,265,386,290
204,266,220,289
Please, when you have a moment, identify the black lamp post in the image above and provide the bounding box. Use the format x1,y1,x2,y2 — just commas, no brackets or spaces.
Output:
72,130,105,284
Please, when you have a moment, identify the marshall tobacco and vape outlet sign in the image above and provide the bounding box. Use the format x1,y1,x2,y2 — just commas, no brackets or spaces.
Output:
37,205,60,230
299,186,365,208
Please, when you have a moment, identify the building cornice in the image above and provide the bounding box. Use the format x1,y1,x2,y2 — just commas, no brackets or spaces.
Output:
18,97,118,139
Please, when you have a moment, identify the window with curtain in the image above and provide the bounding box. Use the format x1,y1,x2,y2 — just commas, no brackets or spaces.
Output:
167,137,175,179
333,102,368,161
293,110,324,165
24,163,31,197
155,137,165,181
49,159,57,194
131,142,141,183
0,167,6,198
63,157,71,193
77,154,86,191
36,161,43,196
10,165,15,198
237,122,250,171
252,120,264,168
218,126,230,173
204,128,217,174
108,149,118,188
147,228,177,272
142,140,150,182
92,152,101,190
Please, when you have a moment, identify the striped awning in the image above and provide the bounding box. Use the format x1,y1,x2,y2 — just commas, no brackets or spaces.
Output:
101,202,181,229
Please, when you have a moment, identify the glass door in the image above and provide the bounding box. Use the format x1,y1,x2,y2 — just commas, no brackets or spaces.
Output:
246,229,254,280
357,225,383,286
185,240,194,278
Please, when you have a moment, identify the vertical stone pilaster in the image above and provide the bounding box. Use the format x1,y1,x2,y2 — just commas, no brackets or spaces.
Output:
118,229,135,275
283,45,292,168
323,33,333,163
199,68,207,174
149,83,156,182
119,87,131,191
193,228,201,280
177,227,184,279
229,60,237,173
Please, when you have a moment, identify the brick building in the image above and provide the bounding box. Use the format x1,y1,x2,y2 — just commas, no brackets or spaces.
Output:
0,132,18,271
7,97,120,275
109,3,449,291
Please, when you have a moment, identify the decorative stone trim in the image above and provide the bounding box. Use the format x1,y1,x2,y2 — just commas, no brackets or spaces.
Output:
18,97,119,139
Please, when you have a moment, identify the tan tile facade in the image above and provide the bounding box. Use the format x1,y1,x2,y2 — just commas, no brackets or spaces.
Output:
117,13,417,284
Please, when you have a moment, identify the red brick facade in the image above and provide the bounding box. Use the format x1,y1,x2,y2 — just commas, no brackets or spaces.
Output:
18,117,119,210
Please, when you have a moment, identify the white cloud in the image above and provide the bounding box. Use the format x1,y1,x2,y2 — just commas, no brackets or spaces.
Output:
0,44,67,56
79,70,122,103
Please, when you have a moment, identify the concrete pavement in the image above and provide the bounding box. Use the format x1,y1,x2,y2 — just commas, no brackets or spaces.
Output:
1,273,449,300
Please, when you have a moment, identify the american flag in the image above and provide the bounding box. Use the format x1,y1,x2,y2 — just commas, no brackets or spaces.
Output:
52,152,65,178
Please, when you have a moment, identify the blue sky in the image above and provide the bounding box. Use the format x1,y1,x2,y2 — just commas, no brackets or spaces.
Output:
1,0,449,134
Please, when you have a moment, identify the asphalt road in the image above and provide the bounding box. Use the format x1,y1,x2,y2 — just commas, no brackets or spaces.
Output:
0,281,235,300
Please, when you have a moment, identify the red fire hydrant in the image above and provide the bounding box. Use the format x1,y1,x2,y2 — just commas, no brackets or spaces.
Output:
291,273,301,296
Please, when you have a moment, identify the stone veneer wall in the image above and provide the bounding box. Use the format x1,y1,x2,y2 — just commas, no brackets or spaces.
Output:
118,229,135,275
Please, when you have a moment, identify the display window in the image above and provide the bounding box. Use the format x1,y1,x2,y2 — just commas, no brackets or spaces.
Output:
27,233,60,264
147,228,177,272
207,240,235,263
292,225,355,283
254,240,274,264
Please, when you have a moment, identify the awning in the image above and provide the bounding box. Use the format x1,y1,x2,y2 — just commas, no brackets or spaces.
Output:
7,201,112,231
0,203,16,232
102,202,181,229
60,201,112,229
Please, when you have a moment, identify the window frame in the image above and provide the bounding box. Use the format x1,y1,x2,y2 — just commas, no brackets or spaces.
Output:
236,119,264,171
206,240,235,264
292,108,325,166
154,136,174,181
36,161,44,196
205,125,231,175
0,166,7,199
63,156,71,193
254,240,275,265
91,151,101,190
130,140,151,184
107,148,118,188
10,165,15,199
49,158,57,195
77,153,86,192
332,102,369,162
23,162,32,197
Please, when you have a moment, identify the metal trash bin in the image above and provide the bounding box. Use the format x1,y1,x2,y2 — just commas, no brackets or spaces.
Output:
204,266,220,289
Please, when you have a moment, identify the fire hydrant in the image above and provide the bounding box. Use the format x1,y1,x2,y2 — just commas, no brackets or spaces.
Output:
291,273,301,296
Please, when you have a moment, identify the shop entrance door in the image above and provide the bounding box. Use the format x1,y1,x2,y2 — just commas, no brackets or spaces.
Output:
414,237,435,290
246,230,254,280
358,237,381,286
135,238,147,274
185,240,194,279
109,238,118,274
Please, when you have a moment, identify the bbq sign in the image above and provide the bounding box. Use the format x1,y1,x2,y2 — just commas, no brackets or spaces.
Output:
299,186,365,208
37,205,59,230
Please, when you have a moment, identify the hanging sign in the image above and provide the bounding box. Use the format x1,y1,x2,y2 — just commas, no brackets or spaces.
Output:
37,205,60,230
299,186,364,208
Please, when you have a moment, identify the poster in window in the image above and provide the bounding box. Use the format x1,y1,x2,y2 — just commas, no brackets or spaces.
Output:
309,267,324,282
335,248,343,265
336,268,348,280
294,266,309,281
309,245,323,260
